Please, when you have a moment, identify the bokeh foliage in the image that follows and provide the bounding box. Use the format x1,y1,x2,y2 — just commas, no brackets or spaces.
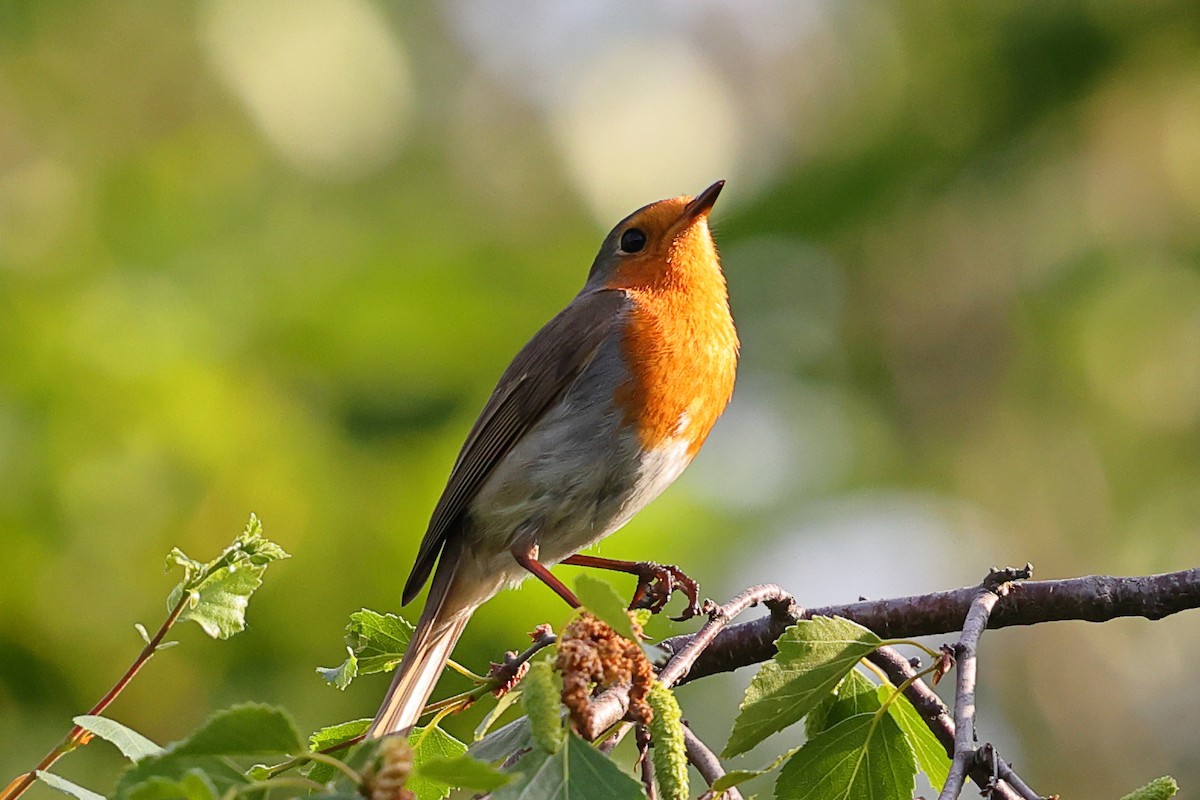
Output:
1,2,1198,796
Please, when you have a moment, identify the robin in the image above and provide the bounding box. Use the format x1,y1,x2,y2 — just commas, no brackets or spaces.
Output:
369,180,738,737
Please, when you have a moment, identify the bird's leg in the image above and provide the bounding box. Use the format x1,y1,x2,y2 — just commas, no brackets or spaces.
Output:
512,545,581,608
560,554,702,621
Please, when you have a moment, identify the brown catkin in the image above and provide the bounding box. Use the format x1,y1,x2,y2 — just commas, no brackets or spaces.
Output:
556,612,653,733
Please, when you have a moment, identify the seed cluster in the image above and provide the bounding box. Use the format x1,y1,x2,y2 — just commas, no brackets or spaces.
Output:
556,612,654,731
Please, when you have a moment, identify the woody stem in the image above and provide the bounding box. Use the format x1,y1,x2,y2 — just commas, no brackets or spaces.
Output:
1,594,191,800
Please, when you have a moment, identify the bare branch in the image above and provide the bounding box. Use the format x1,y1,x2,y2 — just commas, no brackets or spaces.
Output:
663,566,1200,685
683,725,744,800
940,584,1003,800
869,646,1042,800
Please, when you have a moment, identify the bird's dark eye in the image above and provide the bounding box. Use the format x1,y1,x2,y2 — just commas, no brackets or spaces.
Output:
619,228,647,254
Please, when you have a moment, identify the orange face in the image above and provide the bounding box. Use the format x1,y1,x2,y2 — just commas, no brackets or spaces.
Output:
604,194,720,292
603,191,739,456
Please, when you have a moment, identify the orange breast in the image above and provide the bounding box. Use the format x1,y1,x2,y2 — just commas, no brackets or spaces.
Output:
611,242,739,456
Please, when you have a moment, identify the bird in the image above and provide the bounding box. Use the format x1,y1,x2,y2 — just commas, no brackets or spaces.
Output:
369,180,738,738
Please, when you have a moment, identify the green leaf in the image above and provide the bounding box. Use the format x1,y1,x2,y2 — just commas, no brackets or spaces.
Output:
319,609,415,688
1120,776,1180,800
468,716,535,765
823,669,881,728
416,754,512,792
522,661,564,754
176,561,269,639
127,769,220,800
409,725,468,800
709,746,800,794
316,647,358,690
476,689,523,742
775,713,915,800
306,718,373,784
115,758,247,800
35,771,106,800
165,548,204,586
491,733,646,800
171,703,304,756
349,609,415,675
879,685,950,791
115,705,302,799
74,714,164,762
309,718,373,752
166,516,289,640
574,574,640,642
723,616,882,757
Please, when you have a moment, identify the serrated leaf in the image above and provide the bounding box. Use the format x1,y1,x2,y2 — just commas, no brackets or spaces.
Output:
115,757,246,800
476,689,523,741
165,517,288,639
468,716,535,765
317,647,358,690
165,548,204,585
775,712,915,800
127,769,219,800
115,705,301,800
35,771,105,800
574,574,640,643
306,719,373,784
318,609,415,688
417,754,512,792
709,745,801,794
176,561,267,639
1120,776,1180,800
350,610,415,674
803,687,837,740
171,703,304,756
879,685,950,791
491,733,645,800
409,726,468,800
724,616,882,757
309,718,373,752
823,670,881,729
74,715,164,762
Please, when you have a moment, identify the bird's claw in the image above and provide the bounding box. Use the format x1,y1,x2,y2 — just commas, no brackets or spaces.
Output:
626,562,702,621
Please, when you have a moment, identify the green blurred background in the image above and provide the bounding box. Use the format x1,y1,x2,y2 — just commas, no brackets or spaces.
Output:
1,1,1198,796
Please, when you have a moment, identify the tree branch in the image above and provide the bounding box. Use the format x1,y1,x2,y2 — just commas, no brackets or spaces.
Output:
683,724,744,800
663,566,1200,685
940,582,1002,800
868,646,1034,800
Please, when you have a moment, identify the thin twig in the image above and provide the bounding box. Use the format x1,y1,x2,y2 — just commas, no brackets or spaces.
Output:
0,594,191,800
683,724,744,800
263,627,559,780
868,647,1042,800
593,585,795,751
662,584,795,687
940,566,1034,800
940,587,1001,800
662,566,1200,685
636,725,657,800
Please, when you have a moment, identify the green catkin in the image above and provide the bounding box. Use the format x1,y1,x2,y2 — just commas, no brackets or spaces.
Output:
522,660,564,754
647,681,688,800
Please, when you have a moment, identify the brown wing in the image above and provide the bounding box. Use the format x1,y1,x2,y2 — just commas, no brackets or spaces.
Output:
401,288,631,604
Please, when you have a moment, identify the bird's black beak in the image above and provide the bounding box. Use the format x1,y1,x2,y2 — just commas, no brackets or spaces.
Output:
683,180,725,222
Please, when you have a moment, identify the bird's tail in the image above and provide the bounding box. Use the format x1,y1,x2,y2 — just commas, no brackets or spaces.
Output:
367,560,474,738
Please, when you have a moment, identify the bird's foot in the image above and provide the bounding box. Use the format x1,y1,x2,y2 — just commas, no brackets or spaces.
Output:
627,562,702,621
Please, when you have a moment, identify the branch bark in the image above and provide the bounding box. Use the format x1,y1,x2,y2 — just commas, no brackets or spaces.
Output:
662,567,1200,685
868,647,1033,800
